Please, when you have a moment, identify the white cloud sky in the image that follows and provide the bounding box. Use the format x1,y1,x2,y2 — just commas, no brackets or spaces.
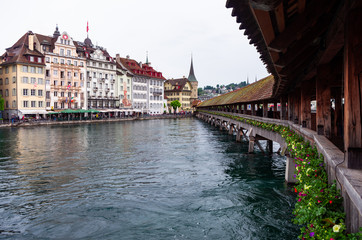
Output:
0,0,269,88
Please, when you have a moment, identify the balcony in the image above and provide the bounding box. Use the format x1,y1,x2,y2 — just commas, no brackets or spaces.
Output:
93,87,98,92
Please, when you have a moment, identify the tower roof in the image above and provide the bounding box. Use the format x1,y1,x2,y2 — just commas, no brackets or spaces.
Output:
188,56,198,82
53,24,60,38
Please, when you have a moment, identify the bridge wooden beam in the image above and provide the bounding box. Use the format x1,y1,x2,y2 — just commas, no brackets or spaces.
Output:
344,2,362,169
300,80,314,129
316,65,332,138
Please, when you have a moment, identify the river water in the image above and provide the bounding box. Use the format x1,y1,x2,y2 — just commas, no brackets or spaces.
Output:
0,118,298,239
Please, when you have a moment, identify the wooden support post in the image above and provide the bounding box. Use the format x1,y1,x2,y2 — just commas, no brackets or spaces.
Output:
251,103,256,116
249,136,255,153
288,93,294,121
267,140,273,154
333,87,342,137
301,81,312,128
263,101,268,118
285,155,297,183
236,127,242,142
344,4,362,169
293,88,301,124
244,104,248,114
273,101,278,118
280,96,287,120
228,123,233,135
316,65,332,138
255,140,265,154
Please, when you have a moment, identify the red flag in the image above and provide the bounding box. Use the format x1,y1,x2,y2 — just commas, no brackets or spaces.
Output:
87,21,89,33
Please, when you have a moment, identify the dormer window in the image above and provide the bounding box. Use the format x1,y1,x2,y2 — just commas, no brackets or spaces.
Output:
38,57,42,63
30,56,34,62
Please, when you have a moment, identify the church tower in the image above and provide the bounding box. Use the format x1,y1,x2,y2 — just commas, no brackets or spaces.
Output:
188,55,198,102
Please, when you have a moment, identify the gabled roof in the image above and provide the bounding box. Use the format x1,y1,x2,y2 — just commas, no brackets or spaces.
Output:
165,78,192,92
1,31,45,66
118,56,165,80
197,75,274,107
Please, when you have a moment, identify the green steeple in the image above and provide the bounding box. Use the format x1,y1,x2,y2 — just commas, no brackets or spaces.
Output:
188,55,198,82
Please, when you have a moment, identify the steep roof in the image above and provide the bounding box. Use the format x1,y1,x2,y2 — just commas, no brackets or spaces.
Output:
197,75,274,107
188,57,198,82
165,78,191,92
118,56,165,80
1,31,45,66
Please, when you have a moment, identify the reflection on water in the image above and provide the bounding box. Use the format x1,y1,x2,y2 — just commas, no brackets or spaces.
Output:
0,119,298,239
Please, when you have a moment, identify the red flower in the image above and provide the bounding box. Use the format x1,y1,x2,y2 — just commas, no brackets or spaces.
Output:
329,200,333,204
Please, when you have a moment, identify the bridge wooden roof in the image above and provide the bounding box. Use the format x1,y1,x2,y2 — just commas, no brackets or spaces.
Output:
225,0,345,97
198,75,274,107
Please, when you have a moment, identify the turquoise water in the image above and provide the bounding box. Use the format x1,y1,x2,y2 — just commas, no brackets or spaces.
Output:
0,118,298,239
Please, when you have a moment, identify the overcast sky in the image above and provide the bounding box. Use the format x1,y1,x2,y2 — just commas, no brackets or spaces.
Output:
0,0,268,88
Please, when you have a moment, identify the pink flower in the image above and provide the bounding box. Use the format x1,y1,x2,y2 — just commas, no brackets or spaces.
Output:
298,198,301,202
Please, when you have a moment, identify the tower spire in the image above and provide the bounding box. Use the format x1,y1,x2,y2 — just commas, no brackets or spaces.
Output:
53,24,60,38
188,54,198,82
146,51,149,65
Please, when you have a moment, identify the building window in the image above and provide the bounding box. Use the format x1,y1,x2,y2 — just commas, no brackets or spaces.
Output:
38,101,43,108
31,78,36,84
5,78,9,85
60,59,65,64
60,49,64,56
22,77,28,84
23,89,28,96
53,70,58,76
54,102,58,108
12,65,16,72
87,82,90,88
12,100,16,108
12,88,16,96
53,58,58,63
54,91,57,97
38,90,43,96
67,50,71,56
61,102,64,109
61,92,64,97
5,89,9,97
12,77,16,83
67,60,71,65
31,101,36,107
46,91,50,99
46,102,50,107
80,62,84,67
31,89,36,96
45,57,50,63
23,101,28,108
38,78,43,84
68,92,71,97
30,67,35,73
74,61,78,66
37,67,43,74
75,92,78,97
37,57,42,63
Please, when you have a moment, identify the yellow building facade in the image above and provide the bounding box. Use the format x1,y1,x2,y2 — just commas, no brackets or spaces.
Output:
164,78,192,110
0,32,46,119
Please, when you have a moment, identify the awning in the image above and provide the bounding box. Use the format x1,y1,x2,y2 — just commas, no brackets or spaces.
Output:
19,110,49,115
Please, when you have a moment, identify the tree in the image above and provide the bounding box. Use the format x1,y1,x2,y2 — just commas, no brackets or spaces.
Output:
170,100,181,110
198,87,204,96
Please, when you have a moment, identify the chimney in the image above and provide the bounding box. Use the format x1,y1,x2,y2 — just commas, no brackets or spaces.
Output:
28,33,34,51
116,53,120,62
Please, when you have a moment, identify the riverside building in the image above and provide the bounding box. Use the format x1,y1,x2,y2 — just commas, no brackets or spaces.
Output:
35,26,86,111
75,37,117,109
0,31,47,119
118,56,165,115
164,77,192,110
115,54,133,110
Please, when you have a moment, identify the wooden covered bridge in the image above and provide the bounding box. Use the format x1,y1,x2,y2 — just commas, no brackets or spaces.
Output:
196,0,361,233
